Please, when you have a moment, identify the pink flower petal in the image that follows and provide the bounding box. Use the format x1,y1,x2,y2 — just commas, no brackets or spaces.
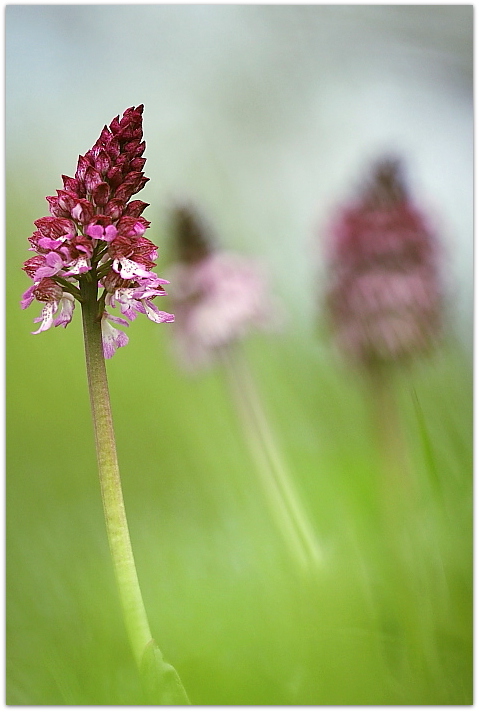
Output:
31,301,58,334
143,301,175,323
101,315,129,358
53,294,75,328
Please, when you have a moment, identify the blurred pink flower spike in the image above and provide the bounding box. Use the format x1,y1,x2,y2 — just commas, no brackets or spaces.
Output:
169,202,278,370
326,157,442,368
21,105,174,356
168,202,322,574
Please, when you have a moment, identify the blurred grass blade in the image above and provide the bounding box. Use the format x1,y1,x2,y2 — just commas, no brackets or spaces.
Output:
411,386,440,494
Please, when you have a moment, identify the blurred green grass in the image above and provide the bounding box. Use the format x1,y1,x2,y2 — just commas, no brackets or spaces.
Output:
7,188,472,705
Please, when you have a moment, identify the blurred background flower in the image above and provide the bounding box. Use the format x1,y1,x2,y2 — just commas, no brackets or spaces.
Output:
168,201,278,369
325,156,443,367
7,5,472,706
168,201,322,574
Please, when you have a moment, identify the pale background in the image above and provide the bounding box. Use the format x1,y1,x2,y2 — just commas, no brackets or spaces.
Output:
6,4,473,334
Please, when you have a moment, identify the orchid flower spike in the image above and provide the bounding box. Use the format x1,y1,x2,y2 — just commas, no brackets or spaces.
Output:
168,202,278,369
325,157,442,368
21,105,174,358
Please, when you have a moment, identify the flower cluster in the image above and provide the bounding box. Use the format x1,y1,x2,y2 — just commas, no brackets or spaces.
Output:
21,105,173,357
169,202,276,369
326,158,442,367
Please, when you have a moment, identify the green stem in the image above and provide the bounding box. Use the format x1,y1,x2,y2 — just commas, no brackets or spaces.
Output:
80,279,190,704
222,344,322,575
366,366,439,678
367,366,417,524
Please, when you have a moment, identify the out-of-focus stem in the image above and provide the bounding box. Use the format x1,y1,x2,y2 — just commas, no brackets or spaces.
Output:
80,279,190,704
222,344,322,574
366,365,439,677
367,366,416,527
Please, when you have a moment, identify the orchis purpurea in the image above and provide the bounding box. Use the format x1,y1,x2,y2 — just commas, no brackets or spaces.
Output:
21,104,174,359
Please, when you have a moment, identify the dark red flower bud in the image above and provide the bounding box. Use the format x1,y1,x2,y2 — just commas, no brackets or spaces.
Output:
127,171,147,189
124,200,149,217
106,166,123,190
109,115,121,135
23,254,46,277
71,198,95,225
114,154,128,173
116,215,150,237
93,182,111,207
56,190,78,213
46,195,70,218
134,141,146,157
33,278,63,303
94,149,111,176
62,175,78,193
84,167,103,194
104,199,125,220
134,236,157,261
108,234,135,259
95,126,110,147
130,157,146,172
118,126,138,141
119,109,134,129
106,137,121,161
115,105,143,139
34,216,75,239
114,179,145,204
123,139,142,156
75,155,90,182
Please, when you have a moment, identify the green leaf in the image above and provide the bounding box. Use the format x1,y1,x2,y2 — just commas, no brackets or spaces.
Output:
140,640,190,705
